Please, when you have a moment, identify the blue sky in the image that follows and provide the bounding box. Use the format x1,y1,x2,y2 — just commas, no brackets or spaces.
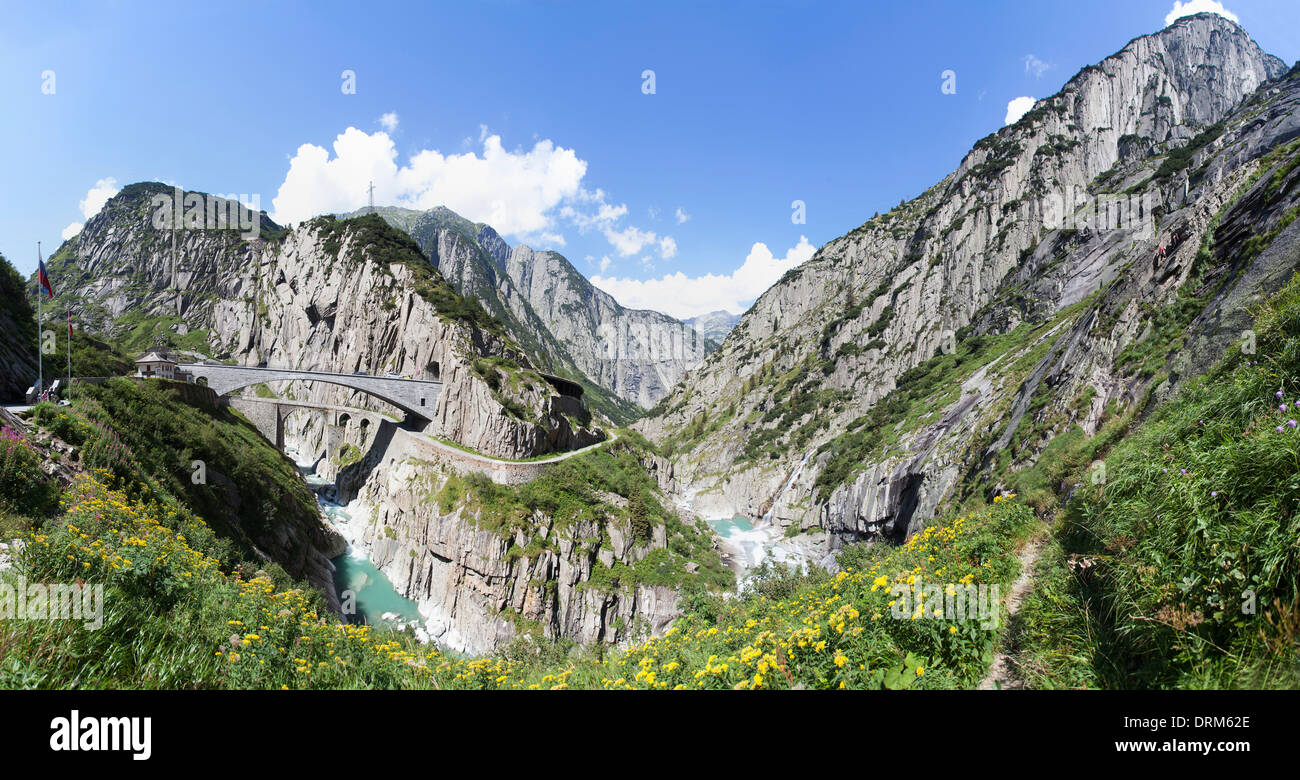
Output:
2,0,1296,318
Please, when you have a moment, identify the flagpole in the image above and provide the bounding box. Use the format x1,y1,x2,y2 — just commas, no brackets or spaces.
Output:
37,241,43,400
67,307,72,403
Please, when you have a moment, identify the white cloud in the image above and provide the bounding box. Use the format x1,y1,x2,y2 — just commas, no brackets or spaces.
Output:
675,207,690,224
598,256,611,273
598,223,678,259
59,177,120,242
272,124,677,257
1023,54,1052,78
602,224,659,256
378,112,399,133
1004,96,1037,125
560,197,627,230
592,236,816,319
79,177,119,220
271,127,587,238
1165,0,1238,26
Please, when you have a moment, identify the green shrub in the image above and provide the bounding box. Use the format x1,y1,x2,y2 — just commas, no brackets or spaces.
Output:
1024,272,1300,688
0,426,60,518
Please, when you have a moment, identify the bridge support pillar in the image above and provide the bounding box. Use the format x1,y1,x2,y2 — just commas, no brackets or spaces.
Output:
229,396,285,452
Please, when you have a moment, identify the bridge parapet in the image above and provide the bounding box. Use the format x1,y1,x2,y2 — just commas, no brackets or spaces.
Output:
180,364,442,423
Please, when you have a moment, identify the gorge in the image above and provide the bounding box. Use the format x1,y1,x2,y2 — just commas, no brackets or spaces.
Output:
3,9,1299,692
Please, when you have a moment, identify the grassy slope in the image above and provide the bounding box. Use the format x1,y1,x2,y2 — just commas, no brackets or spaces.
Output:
0,437,1035,687
430,431,732,593
24,377,327,593
0,253,39,398
1015,272,1300,688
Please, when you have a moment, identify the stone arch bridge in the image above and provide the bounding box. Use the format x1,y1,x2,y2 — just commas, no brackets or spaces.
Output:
227,396,390,456
180,364,442,419
179,363,442,452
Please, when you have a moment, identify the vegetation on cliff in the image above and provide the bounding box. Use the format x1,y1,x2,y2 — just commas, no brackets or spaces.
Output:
434,431,732,593
1013,272,1300,688
0,455,1032,688
0,253,38,354
308,213,507,338
23,377,327,593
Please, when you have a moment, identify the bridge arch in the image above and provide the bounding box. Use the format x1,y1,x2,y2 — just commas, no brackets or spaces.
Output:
179,364,443,424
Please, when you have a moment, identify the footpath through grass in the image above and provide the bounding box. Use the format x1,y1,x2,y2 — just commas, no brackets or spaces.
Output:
1016,272,1300,688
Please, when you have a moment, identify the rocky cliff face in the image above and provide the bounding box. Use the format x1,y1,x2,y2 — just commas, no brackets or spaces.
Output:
504,242,714,408
33,185,729,652
370,205,713,418
40,188,602,460
639,14,1297,549
208,216,603,459
327,428,722,654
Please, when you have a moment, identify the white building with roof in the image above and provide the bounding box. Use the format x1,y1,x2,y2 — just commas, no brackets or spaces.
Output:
134,351,178,380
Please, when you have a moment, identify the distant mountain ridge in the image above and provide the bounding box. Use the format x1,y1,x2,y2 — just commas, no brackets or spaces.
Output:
683,310,741,344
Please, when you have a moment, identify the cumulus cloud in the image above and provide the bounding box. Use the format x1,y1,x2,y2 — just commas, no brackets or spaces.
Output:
271,128,587,241
378,112,399,133
1004,96,1037,125
601,224,657,256
271,126,674,255
592,236,816,320
61,177,120,240
1165,0,1238,26
80,177,119,219
560,197,627,230
1023,54,1052,78
272,125,676,256
675,207,690,224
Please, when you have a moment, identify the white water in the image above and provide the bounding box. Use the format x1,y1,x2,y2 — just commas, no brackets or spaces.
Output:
678,455,826,591
287,444,430,643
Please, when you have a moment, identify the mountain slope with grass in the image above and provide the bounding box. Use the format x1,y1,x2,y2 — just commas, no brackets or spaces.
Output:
638,14,1296,556
16,377,346,612
1010,271,1300,689
0,253,39,400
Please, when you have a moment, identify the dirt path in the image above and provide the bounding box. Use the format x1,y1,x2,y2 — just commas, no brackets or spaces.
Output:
978,531,1048,690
